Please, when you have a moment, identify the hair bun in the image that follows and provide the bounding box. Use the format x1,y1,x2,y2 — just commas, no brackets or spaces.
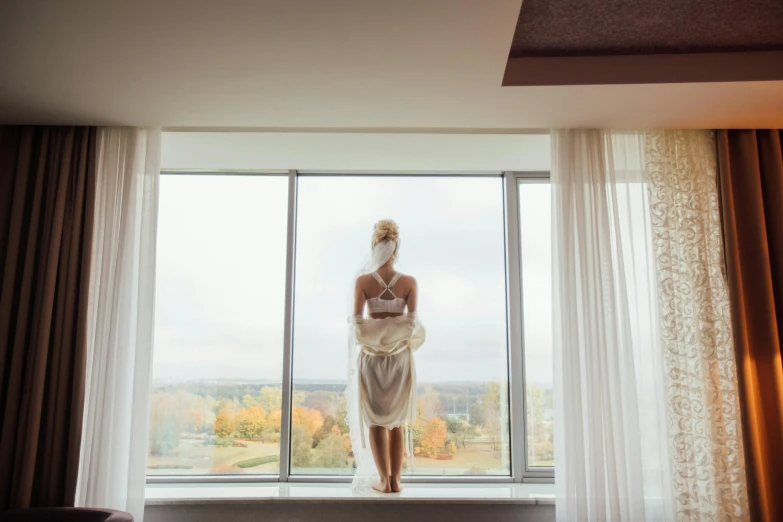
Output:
372,219,399,245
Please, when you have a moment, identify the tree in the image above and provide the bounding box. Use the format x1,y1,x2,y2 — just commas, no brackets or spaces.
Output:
302,390,339,419
314,432,349,469
344,436,352,456
267,409,282,433
417,385,444,420
187,408,204,434
217,397,236,419
149,415,180,455
258,386,282,412
448,418,479,448
292,407,323,437
526,383,554,465
149,394,180,455
419,418,447,457
312,415,348,448
202,395,218,431
213,412,234,438
291,424,313,468
242,394,260,409
483,382,505,451
412,418,427,450
236,406,266,439
468,400,485,427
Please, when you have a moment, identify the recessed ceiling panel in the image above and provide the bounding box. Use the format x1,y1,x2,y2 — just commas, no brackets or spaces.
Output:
511,0,783,57
505,0,783,85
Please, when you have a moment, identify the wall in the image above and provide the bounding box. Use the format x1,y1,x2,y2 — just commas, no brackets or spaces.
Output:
161,132,550,172
145,502,555,522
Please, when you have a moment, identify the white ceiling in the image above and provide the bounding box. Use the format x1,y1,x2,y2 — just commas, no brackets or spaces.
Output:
1,0,781,129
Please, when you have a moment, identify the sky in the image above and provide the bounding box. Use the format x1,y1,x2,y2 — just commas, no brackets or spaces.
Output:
151,174,553,386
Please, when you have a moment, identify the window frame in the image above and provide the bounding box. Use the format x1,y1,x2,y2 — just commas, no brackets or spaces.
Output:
506,172,554,483
147,169,553,485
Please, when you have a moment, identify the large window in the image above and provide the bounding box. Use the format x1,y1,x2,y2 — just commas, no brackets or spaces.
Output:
147,171,552,482
291,176,510,476
148,175,288,475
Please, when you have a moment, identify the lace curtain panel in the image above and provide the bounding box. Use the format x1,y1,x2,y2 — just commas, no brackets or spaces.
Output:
645,131,748,521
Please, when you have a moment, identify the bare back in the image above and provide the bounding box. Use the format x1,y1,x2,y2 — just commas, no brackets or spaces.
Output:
354,269,417,318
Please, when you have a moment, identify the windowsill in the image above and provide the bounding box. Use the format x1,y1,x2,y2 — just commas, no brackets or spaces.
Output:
145,482,555,506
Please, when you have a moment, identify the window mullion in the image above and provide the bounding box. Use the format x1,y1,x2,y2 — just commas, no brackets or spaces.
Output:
278,169,298,481
504,172,527,483
514,172,554,481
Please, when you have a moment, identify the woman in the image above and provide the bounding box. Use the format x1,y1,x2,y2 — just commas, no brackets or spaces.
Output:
347,220,425,494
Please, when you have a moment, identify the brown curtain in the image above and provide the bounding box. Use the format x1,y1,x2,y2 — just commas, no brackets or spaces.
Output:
717,129,783,522
0,127,97,511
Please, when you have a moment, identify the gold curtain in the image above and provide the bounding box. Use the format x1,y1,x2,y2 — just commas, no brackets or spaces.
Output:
717,129,783,522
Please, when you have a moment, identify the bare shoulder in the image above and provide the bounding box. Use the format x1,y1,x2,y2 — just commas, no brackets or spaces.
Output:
356,273,374,287
400,274,417,301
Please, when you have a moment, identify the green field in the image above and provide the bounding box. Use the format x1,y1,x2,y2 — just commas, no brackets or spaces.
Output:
148,438,280,475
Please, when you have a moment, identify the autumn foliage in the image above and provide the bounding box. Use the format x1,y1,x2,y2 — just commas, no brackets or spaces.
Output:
292,407,324,437
147,380,544,473
236,406,266,439
213,412,234,438
418,418,447,457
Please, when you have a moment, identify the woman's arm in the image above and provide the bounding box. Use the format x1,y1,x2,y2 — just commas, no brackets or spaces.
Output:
406,276,418,314
353,277,366,317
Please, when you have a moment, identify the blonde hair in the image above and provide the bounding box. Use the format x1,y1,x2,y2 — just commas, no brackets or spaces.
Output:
372,219,399,245
372,220,400,261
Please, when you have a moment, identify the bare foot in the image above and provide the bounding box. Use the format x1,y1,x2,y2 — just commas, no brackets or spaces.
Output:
372,478,392,493
390,475,402,493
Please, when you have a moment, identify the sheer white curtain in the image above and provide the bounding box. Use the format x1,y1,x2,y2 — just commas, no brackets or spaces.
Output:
551,130,673,522
76,128,161,521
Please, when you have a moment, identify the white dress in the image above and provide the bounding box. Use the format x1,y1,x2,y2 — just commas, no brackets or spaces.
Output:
359,272,421,429
360,347,413,429
347,272,426,488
